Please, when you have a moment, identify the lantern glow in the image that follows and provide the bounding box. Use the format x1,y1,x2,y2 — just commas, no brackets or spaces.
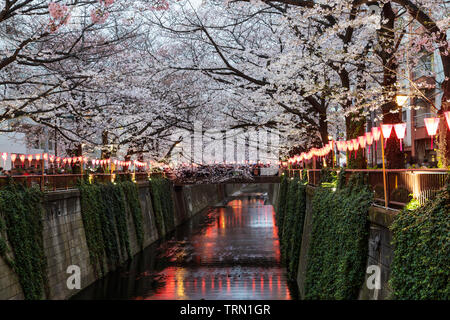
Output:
358,136,366,149
365,132,373,154
445,111,450,130
394,123,407,151
424,117,440,149
396,95,408,106
11,154,17,167
381,124,393,149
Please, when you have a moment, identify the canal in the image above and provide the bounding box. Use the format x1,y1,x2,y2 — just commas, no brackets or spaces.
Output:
72,191,297,300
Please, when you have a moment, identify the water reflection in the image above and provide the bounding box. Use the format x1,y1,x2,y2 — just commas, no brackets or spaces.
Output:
72,193,296,300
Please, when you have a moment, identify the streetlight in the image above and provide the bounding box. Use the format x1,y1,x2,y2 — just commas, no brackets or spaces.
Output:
396,94,408,107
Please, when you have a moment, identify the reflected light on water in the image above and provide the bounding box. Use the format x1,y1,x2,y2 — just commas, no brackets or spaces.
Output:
72,193,296,300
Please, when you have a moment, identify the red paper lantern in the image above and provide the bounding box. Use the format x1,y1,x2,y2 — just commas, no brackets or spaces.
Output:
27,154,33,166
365,132,373,154
358,136,366,149
445,111,450,130
424,117,440,149
20,155,25,167
67,157,72,165
351,139,358,158
35,154,41,162
56,157,61,163
11,154,17,167
347,140,354,151
371,127,381,153
394,123,407,151
49,155,55,163
43,153,48,161
381,124,393,149
1,153,7,168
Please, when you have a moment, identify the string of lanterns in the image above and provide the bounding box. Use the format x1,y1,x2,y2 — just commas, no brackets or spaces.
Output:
287,111,450,165
0,152,149,170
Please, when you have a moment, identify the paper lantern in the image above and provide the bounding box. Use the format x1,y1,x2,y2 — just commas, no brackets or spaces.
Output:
347,140,354,151
20,155,25,167
11,154,17,167
394,123,407,151
27,154,33,166
358,136,366,149
35,154,41,161
424,117,440,149
341,141,348,152
43,153,48,161
372,127,381,141
1,153,7,168
365,132,373,154
371,127,380,153
381,124,393,149
49,155,55,163
352,139,359,158
445,111,450,130
67,157,72,165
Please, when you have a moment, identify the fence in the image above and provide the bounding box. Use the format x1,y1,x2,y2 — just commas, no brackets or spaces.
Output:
286,168,449,207
0,172,164,191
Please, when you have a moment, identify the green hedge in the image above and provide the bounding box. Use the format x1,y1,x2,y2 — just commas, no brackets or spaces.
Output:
276,175,307,280
389,183,450,299
149,177,175,237
0,184,48,300
304,173,372,299
78,180,144,275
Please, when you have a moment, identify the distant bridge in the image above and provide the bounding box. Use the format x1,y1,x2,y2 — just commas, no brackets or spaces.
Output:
172,175,281,186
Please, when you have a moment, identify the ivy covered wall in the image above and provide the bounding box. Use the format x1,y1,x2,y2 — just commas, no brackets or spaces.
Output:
390,183,450,300
276,175,307,280
0,184,48,300
149,177,175,237
304,173,372,299
78,180,145,276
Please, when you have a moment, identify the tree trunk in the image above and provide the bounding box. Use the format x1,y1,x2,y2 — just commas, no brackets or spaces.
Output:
346,114,367,168
379,3,404,169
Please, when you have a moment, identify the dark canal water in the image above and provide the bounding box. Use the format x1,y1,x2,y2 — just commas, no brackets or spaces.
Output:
72,192,297,300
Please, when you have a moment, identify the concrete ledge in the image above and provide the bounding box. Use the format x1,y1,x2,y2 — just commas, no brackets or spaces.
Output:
368,206,398,228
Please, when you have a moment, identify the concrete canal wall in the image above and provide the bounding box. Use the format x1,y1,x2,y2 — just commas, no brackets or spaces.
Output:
0,182,236,300
269,183,395,300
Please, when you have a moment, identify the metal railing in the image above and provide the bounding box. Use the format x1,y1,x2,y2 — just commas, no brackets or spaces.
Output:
285,168,448,207
0,172,165,191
